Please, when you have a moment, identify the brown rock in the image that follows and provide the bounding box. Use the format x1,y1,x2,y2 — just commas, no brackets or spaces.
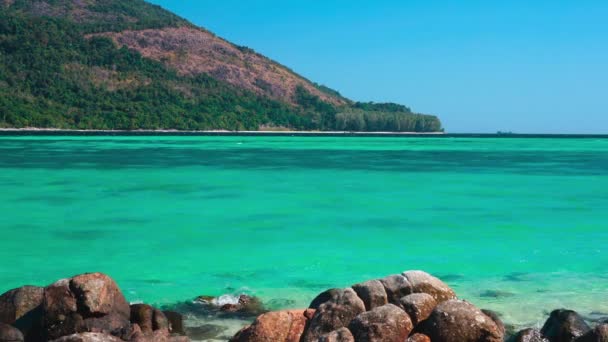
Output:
351,280,388,311
418,299,504,342
0,323,24,342
230,309,313,342
482,309,506,337
69,273,130,319
162,311,184,335
379,275,413,305
130,305,154,334
0,286,44,340
309,289,342,310
399,293,436,325
408,333,431,342
49,332,123,342
301,288,366,342
348,304,412,342
574,323,608,342
508,328,548,342
317,327,354,342
0,286,44,325
541,309,591,342
41,274,133,340
402,270,456,303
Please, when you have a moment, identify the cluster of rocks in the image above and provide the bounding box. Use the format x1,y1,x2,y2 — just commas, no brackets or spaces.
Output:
230,270,608,342
0,273,188,342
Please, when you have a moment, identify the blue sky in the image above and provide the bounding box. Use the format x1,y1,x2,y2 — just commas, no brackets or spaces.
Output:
148,1,607,133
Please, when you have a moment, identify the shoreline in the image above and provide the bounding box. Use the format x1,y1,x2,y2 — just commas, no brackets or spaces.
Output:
1,128,607,138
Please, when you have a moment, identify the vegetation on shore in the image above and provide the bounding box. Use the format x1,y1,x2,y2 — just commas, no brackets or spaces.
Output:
0,0,442,132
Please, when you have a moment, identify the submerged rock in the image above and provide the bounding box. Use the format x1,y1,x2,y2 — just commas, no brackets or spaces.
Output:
348,304,412,342
541,309,591,342
418,299,504,342
186,324,228,341
480,290,516,299
192,294,266,318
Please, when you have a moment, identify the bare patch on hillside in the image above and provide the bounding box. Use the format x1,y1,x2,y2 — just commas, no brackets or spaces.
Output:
91,27,346,106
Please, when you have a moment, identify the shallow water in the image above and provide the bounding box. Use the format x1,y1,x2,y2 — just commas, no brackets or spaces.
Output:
1,135,607,330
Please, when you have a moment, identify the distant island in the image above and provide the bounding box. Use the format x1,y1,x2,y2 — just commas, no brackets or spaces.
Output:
0,0,442,133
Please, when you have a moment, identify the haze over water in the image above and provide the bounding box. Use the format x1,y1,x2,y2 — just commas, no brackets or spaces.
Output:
1,135,607,328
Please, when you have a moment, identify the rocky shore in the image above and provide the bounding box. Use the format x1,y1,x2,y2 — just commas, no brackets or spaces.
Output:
1,271,606,342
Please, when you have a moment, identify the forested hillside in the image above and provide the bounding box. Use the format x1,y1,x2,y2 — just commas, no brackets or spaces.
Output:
0,0,442,132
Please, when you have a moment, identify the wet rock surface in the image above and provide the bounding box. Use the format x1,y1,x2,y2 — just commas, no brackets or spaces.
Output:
541,309,591,342
348,304,412,342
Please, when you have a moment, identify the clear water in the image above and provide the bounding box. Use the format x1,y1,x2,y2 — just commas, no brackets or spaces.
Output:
1,135,607,329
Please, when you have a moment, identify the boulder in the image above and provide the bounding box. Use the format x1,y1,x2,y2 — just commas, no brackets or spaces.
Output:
351,280,388,311
40,274,133,340
418,299,504,342
408,333,432,342
230,309,314,342
162,311,184,335
399,293,436,325
317,328,354,342
301,288,365,342
482,309,506,337
130,304,169,335
309,289,342,310
575,323,608,342
69,273,130,319
348,304,412,342
541,310,591,342
379,275,413,305
402,271,456,303
0,286,44,340
508,329,549,342
0,286,44,324
49,332,123,342
0,323,24,342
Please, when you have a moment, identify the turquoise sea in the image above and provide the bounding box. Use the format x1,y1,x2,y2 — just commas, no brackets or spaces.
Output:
1,135,607,330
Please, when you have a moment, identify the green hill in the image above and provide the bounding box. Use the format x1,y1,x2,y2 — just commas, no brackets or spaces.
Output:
0,0,442,132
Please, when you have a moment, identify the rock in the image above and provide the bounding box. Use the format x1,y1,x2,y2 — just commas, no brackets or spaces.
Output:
351,280,388,311
418,299,504,342
49,332,123,342
40,274,133,340
348,304,412,342
237,295,265,316
301,288,365,342
0,286,44,324
0,323,24,342
541,309,591,342
482,309,506,337
399,293,436,325
230,309,314,342
408,333,431,342
508,328,548,342
480,290,515,298
0,286,44,340
317,328,354,342
130,304,168,335
162,311,184,335
309,289,342,310
575,323,608,342
69,273,130,319
379,275,413,305
402,270,457,303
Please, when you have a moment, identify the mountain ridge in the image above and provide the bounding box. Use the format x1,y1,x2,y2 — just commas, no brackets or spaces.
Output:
0,0,442,132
